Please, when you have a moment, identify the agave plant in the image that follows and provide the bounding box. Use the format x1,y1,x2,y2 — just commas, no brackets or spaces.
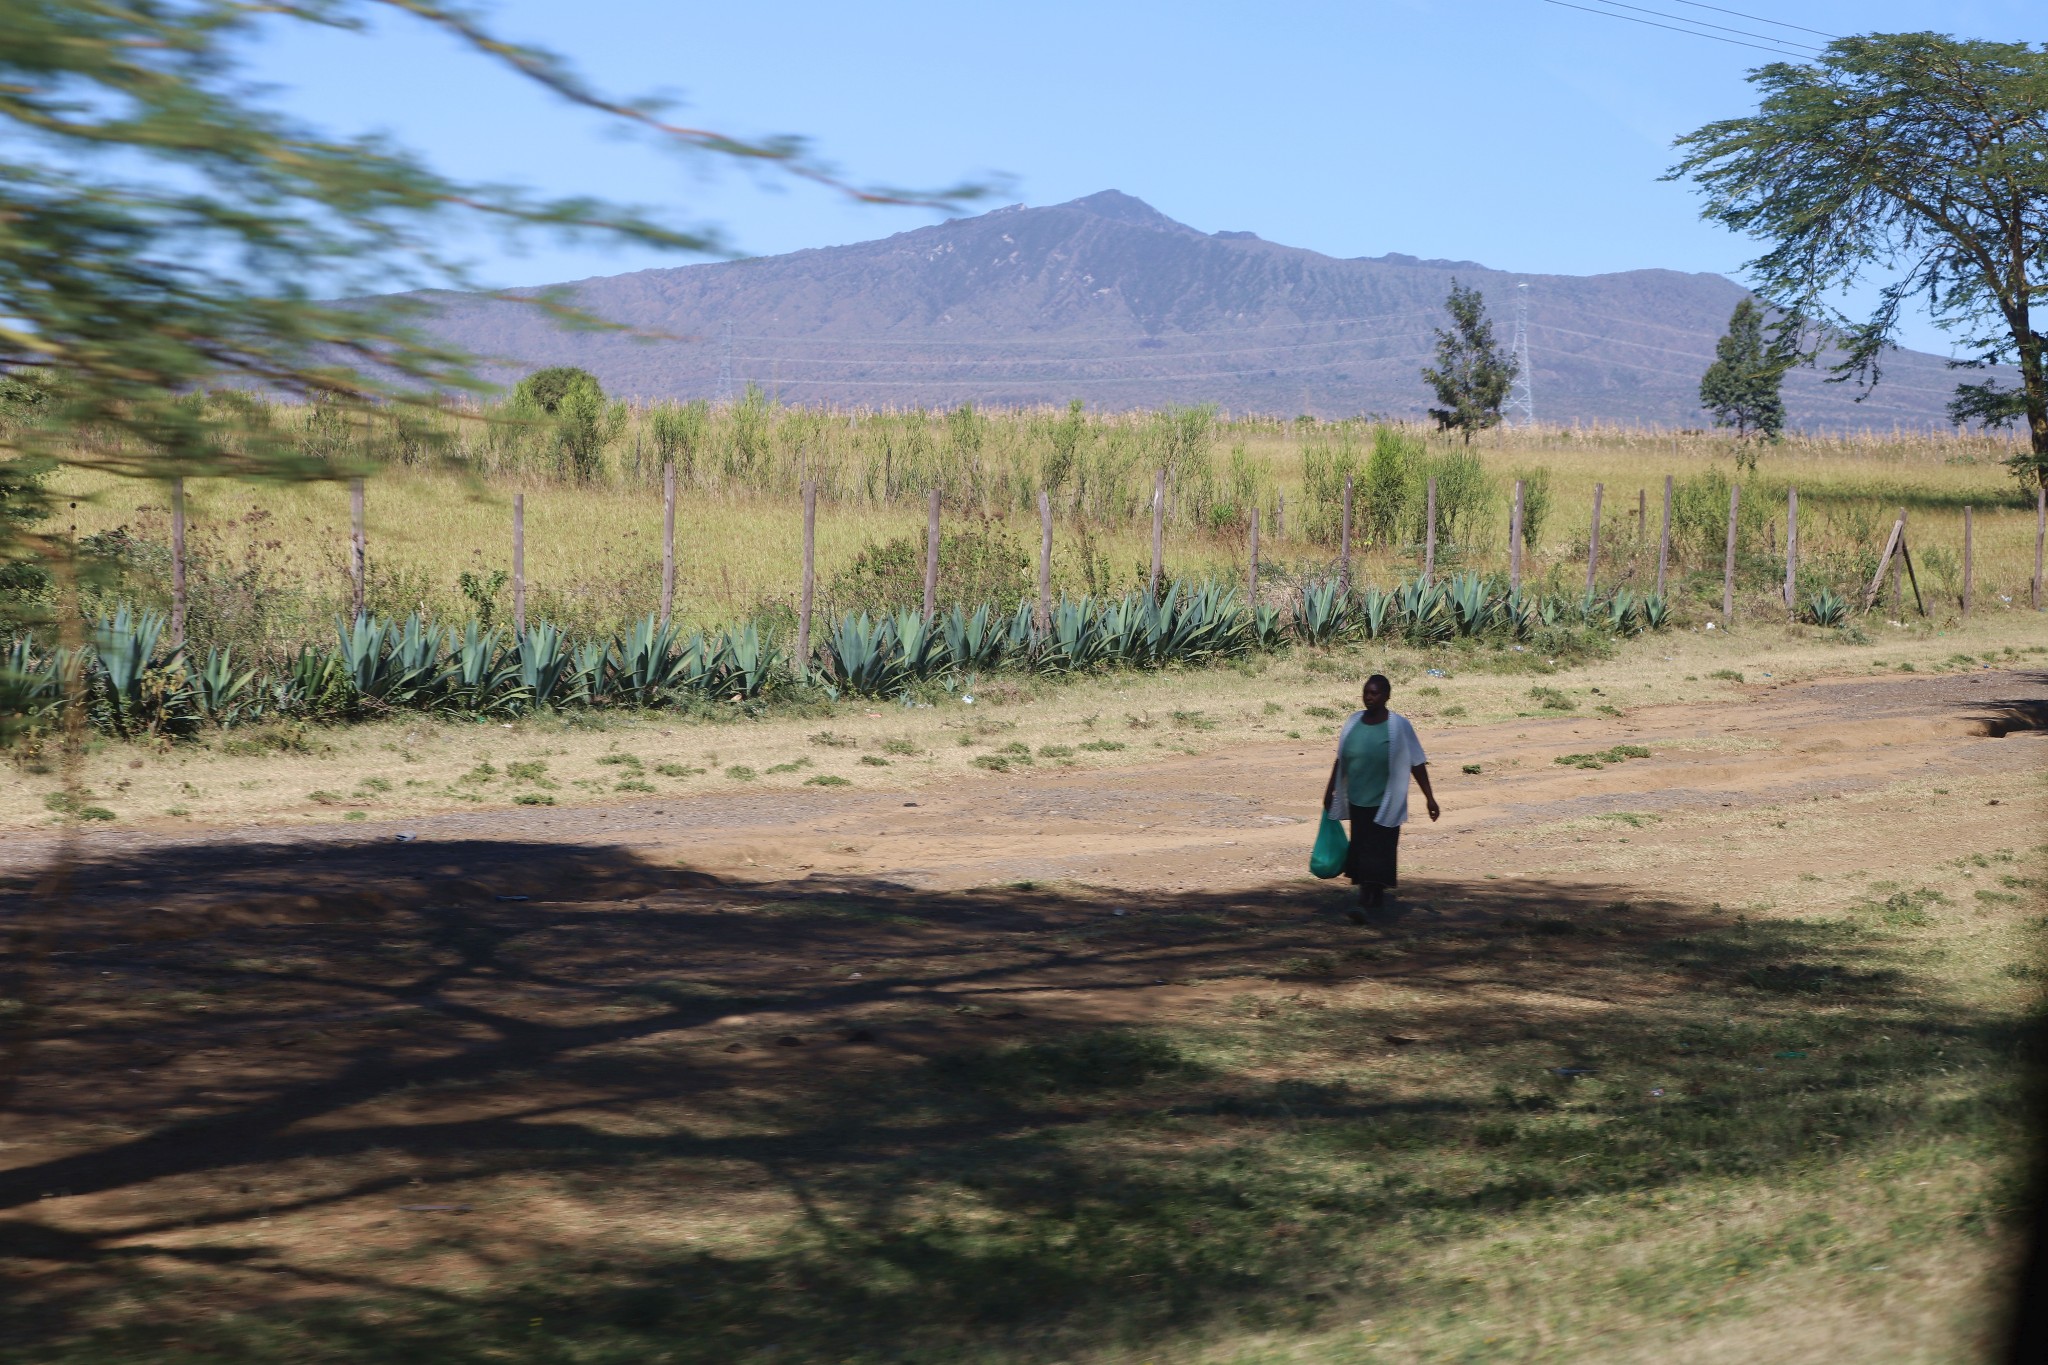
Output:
570,637,614,706
441,620,524,715
1398,579,1452,642
1002,599,1040,662
613,614,686,706
1295,578,1349,644
1157,580,1248,663
1604,588,1640,636
827,612,905,696
944,603,1003,671
1,637,73,734
1805,588,1849,628
1640,593,1671,631
713,622,777,699
270,642,348,718
890,608,946,682
1044,595,1107,673
517,621,575,708
187,646,257,727
1358,586,1396,640
1446,572,1493,637
1250,602,1285,650
385,613,448,707
91,606,182,736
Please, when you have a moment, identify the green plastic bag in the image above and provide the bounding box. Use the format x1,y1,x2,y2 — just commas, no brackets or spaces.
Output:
1309,812,1349,879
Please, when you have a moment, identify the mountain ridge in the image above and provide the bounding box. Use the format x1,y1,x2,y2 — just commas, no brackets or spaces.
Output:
407,191,1975,430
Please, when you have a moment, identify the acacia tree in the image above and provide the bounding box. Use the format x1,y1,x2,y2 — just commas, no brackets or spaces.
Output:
1420,281,1517,444
0,1,984,553
1699,299,1793,463
1670,32,2048,487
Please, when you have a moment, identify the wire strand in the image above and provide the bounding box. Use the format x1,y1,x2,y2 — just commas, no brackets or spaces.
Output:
1580,0,1827,52
1536,0,1812,59
1662,0,1839,40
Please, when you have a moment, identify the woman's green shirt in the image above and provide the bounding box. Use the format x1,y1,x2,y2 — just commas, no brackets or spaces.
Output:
1342,717,1391,809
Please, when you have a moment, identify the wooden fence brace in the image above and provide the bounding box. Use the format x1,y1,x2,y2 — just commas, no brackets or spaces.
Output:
350,476,366,621
1863,509,1907,610
923,488,941,622
660,461,676,630
797,480,817,676
1248,506,1261,608
1899,533,1926,616
1657,475,1672,598
1036,491,1053,631
1722,482,1740,625
1962,505,1973,616
169,476,187,652
1150,468,1165,600
1509,479,1525,595
512,492,525,638
2035,487,2045,611
1585,482,1603,594
1422,476,1437,585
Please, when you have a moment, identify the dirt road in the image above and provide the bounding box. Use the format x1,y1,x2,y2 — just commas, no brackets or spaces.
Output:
8,669,2042,912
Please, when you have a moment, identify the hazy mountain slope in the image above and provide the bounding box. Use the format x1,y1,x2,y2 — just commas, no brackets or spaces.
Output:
409,190,1974,430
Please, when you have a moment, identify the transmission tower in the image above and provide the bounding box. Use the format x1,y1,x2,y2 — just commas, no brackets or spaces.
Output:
713,319,735,404
1505,283,1535,429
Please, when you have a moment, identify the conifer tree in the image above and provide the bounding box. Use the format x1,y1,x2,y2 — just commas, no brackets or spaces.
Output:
1699,298,1792,461
1420,281,1517,444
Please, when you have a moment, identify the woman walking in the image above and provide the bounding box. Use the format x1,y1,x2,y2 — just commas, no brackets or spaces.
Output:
1322,673,1440,923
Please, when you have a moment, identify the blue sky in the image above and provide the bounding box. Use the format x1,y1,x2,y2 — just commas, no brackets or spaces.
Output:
257,1,2041,353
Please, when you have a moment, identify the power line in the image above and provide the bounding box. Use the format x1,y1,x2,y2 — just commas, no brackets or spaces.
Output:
1537,0,1812,59
1580,0,1826,53
1662,0,1838,40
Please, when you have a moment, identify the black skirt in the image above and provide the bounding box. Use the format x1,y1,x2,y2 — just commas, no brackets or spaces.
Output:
1346,806,1400,888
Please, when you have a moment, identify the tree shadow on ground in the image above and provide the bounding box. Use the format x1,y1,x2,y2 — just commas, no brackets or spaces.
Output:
0,835,2028,1364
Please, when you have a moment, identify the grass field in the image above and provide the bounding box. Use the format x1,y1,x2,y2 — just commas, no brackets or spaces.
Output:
39,411,2046,653
7,406,2047,1363
3,613,2044,1364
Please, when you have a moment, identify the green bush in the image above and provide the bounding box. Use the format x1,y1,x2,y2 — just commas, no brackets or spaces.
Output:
829,517,1032,617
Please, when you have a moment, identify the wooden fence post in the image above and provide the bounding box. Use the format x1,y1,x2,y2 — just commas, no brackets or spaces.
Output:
1276,493,1285,542
169,476,187,652
1036,491,1053,630
350,476,366,621
512,492,525,638
1339,473,1353,592
1509,479,1525,596
1150,468,1165,600
1784,487,1798,612
660,461,676,630
1864,508,1906,610
1637,487,1646,538
2035,487,2045,611
1422,476,1437,585
1585,482,1604,594
797,480,817,675
1722,482,1740,626
1657,474,1672,599
1248,506,1261,608
1962,505,1973,616
923,488,941,622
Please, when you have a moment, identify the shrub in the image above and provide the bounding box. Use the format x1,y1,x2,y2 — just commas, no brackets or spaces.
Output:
830,517,1032,617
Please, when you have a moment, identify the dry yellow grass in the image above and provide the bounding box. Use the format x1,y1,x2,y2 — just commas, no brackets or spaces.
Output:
49,417,2043,639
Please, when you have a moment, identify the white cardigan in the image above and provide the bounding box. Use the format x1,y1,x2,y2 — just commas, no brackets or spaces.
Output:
1326,710,1428,828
